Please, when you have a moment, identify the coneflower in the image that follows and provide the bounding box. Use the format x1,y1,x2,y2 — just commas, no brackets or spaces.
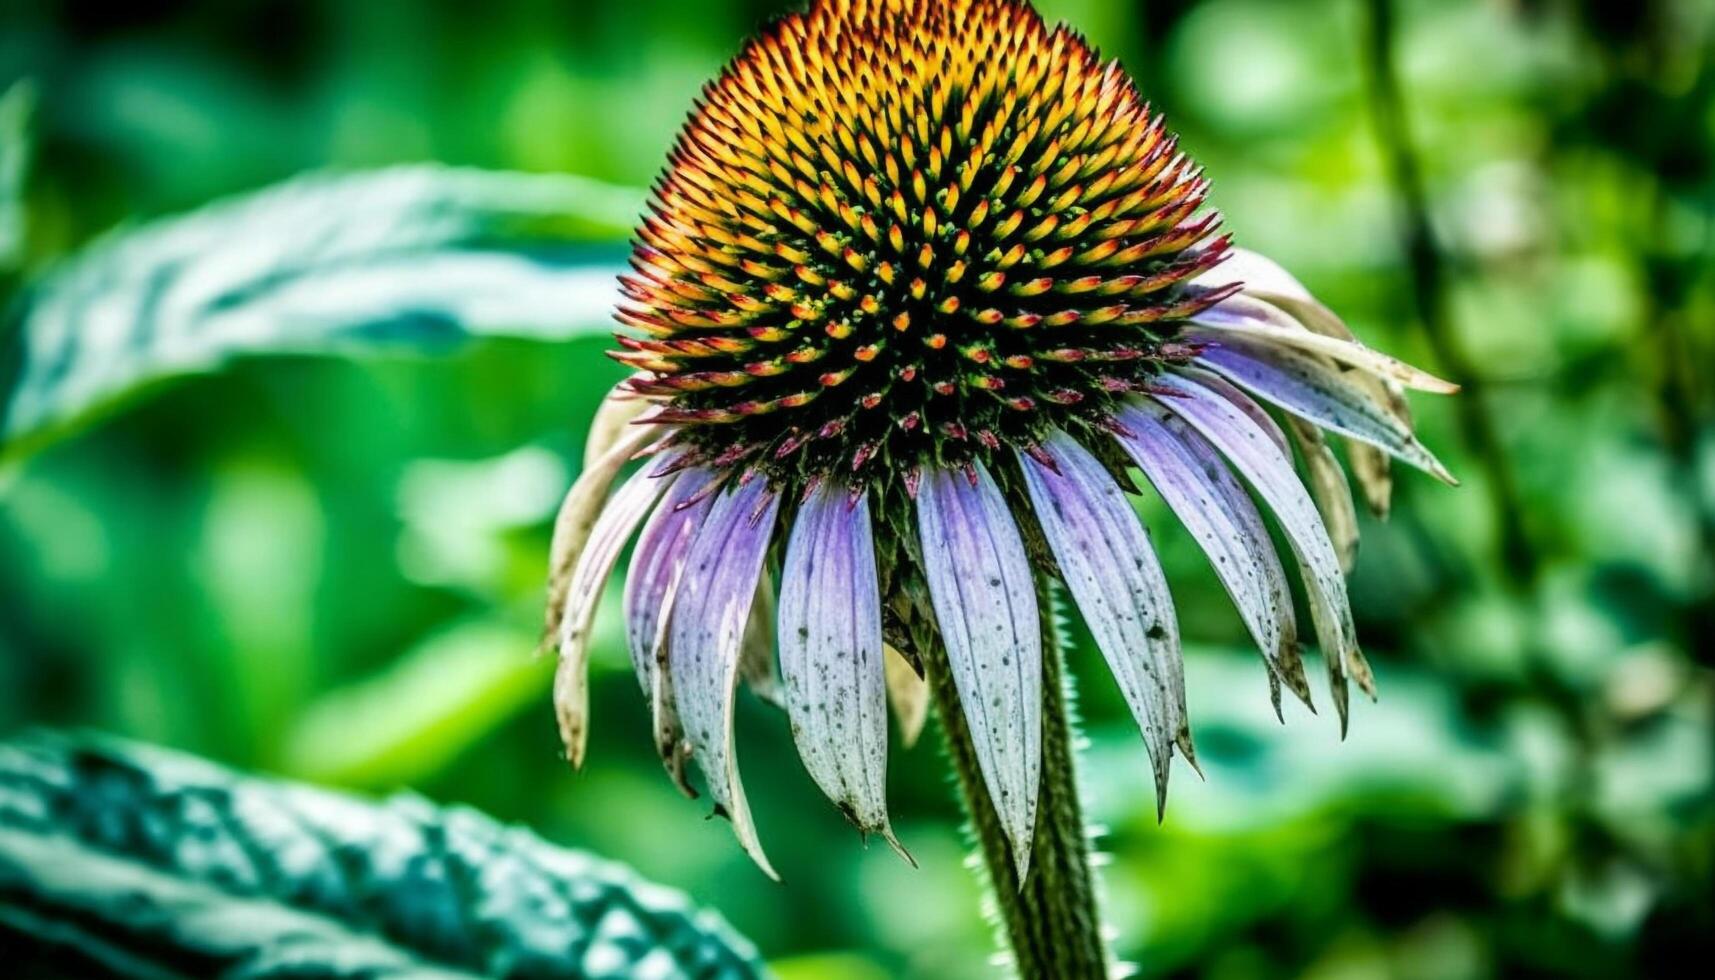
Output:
546,0,1454,974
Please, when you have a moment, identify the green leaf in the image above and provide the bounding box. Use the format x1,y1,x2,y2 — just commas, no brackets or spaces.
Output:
281,620,552,789
0,165,643,459
0,729,766,979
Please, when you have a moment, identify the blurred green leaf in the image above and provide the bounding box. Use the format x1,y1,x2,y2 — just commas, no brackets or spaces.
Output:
1085,649,1521,831
0,165,643,460
282,619,549,789
0,729,765,979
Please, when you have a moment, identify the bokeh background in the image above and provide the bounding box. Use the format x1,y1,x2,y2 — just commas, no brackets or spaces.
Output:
2,0,1712,976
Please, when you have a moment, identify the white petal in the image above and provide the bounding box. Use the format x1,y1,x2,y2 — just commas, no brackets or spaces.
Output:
667,477,781,877
1153,373,1369,730
778,485,901,854
1019,430,1185,813
554,464,674,767
1114,401,1311,713
582,374,658,470
1192,293,1459,394
545,420,660,643
917,463,1042,877
1194,246,1315,302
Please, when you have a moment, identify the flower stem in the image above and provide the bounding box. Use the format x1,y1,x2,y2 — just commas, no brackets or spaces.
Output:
914,587,1109,979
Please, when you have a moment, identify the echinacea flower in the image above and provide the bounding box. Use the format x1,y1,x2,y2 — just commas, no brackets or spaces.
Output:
546,0,1455,880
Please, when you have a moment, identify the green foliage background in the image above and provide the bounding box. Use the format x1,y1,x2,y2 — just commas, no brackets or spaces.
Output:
1,0,1712,976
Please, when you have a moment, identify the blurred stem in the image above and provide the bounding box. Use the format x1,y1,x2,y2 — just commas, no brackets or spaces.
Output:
1361,0,1603,820
1359,0,1539,583
913,588,1108,979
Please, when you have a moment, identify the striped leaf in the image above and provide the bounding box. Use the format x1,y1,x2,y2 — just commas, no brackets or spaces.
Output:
0,730,764,979
0,165,643,456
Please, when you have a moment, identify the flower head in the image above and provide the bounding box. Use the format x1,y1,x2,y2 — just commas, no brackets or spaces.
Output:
548,0,1456,878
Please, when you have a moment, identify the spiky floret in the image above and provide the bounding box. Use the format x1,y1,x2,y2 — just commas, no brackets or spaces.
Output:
617,0,1233,484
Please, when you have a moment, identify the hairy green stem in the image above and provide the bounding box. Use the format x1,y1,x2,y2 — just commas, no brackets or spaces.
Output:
911,589,1108,979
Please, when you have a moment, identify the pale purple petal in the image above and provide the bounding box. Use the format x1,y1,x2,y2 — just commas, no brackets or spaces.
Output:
778,485,901,854
1191,293,1458,394
1114,401,1311,714
623,466,716,795
1192,249,1409,515
1151,372,1366,730
917,462,1041,877
1189,332,1456,484
1182,365,1289,457
554,464,675,767
668,476,782,878
1019,430,1185,812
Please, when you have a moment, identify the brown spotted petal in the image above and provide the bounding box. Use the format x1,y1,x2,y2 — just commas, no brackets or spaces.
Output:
545,421,659,647
1191,293,1459,394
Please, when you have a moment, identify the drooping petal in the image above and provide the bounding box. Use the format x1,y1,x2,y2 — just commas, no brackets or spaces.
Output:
554,464,675,767
667,476,782,878
1348,441,1395,519
545,421,661,644
623,467,717,795
778,485,901,854
1114,401,1311,714
1286,417,1361,573
1194,246,1316,302
1151,372,1369,730
916,463,1042,877
1243,288,1410,517
1194,252,1408,515
1200,253,1418,435
883,644,929,749
1191,293,1459,394
1190,330,1456,484
741,577,784,709
1018,429,1185,812
583,374,658,471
